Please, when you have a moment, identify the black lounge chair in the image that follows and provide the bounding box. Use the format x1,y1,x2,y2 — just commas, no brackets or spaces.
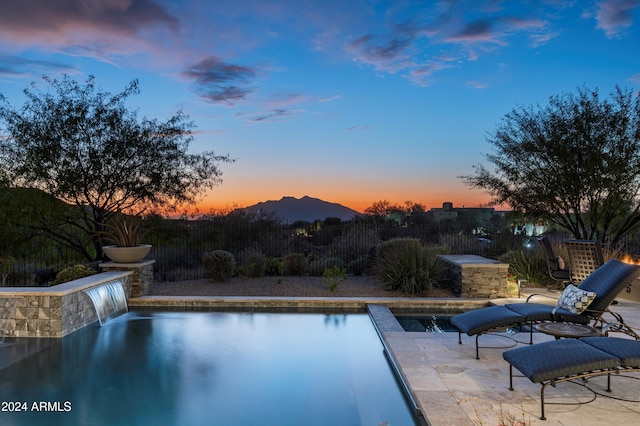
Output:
450,258,640,358
539,236,571,285
503,337,640,420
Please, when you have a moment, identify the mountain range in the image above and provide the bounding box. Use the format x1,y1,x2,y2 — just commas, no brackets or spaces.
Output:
243,196,361,222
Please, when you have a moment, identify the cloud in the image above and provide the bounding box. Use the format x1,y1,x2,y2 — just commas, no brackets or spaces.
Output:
345,3,559,86
318,94,343,103
528,29,560,47
0,0,179,55
447,17,549,47
466,80,489,89
409,61,452,86
264,92,307,108
247,109,291,123
345,32,414,74
344,125,369,131
183,57,258,105
448,19,504,44
595,0,639,37
0,55,75,78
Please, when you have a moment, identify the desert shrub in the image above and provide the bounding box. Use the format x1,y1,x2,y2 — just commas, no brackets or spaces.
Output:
323,265,348,291
309,257,346,276
308,260,324,276
374,238,446,295
348,257,368,276
202,250,236,282
365,245,378,273
330,224,380,263
52,264,97,285
322,257,345,270
439,233,489,256
237,249,267,278
499,247,549,286
283,253,307,276
265,257,284,276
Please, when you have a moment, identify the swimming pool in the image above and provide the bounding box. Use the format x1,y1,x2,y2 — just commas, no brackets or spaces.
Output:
0,310,420,426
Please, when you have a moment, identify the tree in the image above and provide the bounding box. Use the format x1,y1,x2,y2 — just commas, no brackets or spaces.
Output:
403,200,426,215
364,200,398,217
0,75,233,261
462,85,640,247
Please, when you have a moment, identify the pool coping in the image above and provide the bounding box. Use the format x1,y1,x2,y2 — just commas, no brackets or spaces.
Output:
128,295,489,312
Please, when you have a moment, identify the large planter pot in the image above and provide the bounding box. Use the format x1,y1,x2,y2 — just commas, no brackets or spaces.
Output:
102,244,152,263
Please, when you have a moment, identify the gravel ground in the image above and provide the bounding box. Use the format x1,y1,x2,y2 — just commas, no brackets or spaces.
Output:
151,275,454,298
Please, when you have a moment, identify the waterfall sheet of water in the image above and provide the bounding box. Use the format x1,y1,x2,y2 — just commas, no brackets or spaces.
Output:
1,298,19,344
84,281,128,325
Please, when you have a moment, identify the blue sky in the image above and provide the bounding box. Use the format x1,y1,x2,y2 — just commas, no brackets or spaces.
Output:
1,0,639,213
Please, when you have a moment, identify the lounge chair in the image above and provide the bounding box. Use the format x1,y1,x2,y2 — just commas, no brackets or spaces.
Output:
450,258,640,358
565,239,605,284
539,236,571,285
503,337,640,420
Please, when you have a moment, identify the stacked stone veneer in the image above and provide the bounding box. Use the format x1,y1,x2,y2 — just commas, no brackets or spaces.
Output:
0,271,132,338
438,254,510,298
99,260,155,297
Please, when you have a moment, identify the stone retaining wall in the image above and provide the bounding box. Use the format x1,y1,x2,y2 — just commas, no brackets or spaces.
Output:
438,254,509,298
0,271,132,338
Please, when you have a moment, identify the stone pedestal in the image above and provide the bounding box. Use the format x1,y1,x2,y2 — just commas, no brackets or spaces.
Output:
438,255,509,298
99,260,155,297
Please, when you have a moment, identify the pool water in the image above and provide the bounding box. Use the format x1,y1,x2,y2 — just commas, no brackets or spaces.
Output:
395,315,457,332
0,310,419,426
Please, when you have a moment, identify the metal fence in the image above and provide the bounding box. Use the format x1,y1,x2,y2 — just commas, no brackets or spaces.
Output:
3,217,640,287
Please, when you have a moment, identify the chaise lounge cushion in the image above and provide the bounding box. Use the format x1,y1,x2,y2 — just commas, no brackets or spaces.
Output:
581,337,640,366
504,301,588,323
450,305,524,336
578,259,639,313
502,338,621,383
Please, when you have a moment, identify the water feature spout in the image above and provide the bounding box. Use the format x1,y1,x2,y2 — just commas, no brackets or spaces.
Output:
83,281,128,325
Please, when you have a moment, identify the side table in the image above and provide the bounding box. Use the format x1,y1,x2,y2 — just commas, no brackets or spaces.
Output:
536,322,602,339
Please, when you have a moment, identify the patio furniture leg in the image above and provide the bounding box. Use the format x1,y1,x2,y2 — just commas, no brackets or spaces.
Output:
540,382,548,420
509,365,514,391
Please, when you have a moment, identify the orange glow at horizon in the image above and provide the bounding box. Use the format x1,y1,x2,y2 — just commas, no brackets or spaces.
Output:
190,186,501,215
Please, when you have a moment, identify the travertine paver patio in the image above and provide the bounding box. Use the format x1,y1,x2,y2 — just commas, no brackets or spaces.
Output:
380,290,640,426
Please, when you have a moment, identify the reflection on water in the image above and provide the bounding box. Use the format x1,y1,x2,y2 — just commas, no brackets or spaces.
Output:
0,311,418,426
395,315,456,332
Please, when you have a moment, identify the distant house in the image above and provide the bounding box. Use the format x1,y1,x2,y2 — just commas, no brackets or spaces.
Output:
430,202,459,223
403,201,508,235
410,201,547,236
433,201,502,223
513,221,548,236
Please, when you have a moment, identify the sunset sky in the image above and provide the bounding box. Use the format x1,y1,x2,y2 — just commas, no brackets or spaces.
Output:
1,0,639,213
